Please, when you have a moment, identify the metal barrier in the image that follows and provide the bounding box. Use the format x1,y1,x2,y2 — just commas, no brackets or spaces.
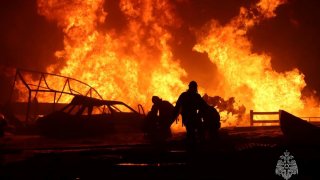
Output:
249,110,280,126
299,116,320,122
250,110,320,126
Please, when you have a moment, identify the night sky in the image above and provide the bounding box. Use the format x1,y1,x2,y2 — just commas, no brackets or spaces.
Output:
1,0,320,103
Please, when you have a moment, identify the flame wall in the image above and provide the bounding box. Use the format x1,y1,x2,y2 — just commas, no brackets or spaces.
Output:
37,0,186,108
10,0,317,126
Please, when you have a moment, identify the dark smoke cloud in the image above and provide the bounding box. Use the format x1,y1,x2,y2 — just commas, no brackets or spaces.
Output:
248,0,320,96
0,0,63,70
169,0,254,90
1,0,320,103
0,0,63,102
172,0,254,27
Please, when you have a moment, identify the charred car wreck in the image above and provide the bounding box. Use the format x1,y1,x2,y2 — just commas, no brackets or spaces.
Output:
37,95,146,138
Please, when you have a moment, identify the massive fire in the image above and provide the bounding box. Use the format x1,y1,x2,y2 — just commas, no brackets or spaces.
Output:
193,0,307,125
14,0,320,128
37,0,186,108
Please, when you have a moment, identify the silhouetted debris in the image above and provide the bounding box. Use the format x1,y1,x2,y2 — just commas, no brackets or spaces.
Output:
203,94,246,120
37,95,146,138
0,112,7,137
280,110,320,145
0,105,24,133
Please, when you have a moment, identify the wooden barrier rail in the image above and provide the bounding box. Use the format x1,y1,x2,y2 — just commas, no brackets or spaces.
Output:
249,110,279,126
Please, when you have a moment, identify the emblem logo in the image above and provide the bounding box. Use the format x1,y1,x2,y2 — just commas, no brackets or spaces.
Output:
275,150,298,180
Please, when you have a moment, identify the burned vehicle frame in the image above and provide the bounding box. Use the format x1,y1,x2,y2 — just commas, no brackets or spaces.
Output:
37,95,146,138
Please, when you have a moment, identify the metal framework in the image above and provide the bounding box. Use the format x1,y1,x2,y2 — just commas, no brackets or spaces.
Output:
250,110,280,126
10,68,103,122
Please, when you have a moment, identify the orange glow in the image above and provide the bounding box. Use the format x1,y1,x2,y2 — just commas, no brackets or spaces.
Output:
15,0,320,129
193,0,318,126
36,0,186,108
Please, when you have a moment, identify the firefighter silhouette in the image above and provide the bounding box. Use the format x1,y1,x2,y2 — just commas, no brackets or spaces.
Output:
173,81,206,146
144,96,174,142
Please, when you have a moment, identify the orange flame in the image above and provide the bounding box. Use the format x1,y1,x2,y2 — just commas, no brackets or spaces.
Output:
13,0,318,128
193,0,319,126
37,0,186,108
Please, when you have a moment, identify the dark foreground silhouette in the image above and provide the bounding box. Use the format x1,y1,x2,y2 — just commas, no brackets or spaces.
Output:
143,96,175,142
1,85,320,179
37,95,146,138
280,110,320,145
1,125,319,180
0,114,6,137
173,81,221,147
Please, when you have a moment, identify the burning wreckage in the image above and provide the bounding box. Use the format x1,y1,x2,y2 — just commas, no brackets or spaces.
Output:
3,69,149,138
2,69,220,138
37,95,146,138
3,69,222,139
2,68,320,145
3,0,320,141
1,69,320,179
